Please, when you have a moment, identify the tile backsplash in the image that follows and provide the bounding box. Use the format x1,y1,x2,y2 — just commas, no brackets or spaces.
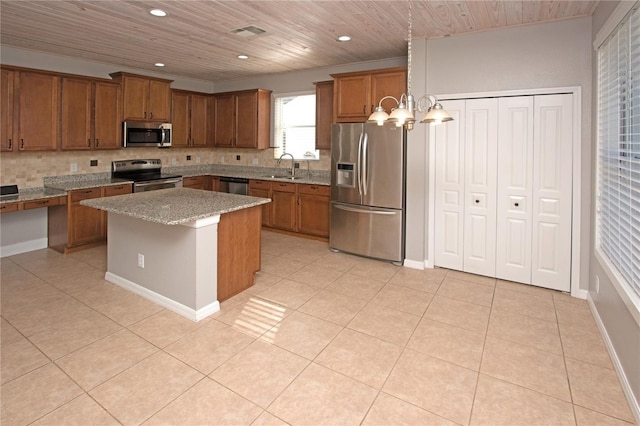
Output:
0,148,330,189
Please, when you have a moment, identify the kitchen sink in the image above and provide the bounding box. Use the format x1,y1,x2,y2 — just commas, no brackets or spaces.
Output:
262,175,302,180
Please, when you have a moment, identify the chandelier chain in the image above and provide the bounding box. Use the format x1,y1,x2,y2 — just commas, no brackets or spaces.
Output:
407,0,412,96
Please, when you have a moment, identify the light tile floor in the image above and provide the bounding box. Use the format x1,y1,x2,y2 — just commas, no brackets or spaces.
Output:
0,231,635,425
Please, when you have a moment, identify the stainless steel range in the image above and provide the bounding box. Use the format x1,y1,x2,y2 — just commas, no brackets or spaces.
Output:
112,159,183,193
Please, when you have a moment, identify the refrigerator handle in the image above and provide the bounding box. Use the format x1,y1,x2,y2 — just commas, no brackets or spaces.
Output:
362,132,369,196
357,132,364,196
334,204,398,215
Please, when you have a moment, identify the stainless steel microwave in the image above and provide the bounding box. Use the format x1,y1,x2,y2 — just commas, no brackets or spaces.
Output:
123,121,172,148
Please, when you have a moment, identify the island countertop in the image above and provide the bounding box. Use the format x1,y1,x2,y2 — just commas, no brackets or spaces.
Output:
80,187,271,225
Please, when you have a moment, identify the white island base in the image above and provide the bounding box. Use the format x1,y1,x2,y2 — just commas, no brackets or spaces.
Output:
105,212,221,321
81,188,269,322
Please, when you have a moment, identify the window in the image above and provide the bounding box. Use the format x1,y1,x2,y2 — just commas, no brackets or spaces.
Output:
597,5,640,298
273,92,318,160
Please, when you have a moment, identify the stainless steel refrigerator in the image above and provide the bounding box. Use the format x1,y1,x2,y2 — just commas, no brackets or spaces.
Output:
330,123,406,264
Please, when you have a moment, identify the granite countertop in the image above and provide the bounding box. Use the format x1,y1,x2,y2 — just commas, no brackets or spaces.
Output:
41,165,330,193
44,177,133,192
0,187,67,204
80,187,271,225
164,164,330,186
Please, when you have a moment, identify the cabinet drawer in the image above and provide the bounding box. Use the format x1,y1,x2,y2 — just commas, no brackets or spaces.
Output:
249,179,271,190
70,187,102,202
23,197,59,210
272,182,296,193
103,184,132,197
0,202,20,213
297,184,330,196
183,176,205,187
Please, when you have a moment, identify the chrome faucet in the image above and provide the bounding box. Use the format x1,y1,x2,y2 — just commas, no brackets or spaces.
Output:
277,153,295,177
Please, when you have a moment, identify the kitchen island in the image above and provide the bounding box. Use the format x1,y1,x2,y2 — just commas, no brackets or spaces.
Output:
81,188,271,321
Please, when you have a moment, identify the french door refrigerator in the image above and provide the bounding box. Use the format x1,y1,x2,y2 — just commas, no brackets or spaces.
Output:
330,123,406,264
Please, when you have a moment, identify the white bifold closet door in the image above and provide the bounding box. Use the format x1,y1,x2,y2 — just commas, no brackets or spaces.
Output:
433,100,466,271
530,94,572,291
495,96,534,284
434,93,573,292
434,98,498,277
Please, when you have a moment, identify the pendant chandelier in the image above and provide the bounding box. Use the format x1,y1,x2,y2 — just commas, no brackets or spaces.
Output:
367,1,453,130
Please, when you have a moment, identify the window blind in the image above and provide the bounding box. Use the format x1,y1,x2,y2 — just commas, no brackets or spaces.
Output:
273,94,318,160
597,5,640,297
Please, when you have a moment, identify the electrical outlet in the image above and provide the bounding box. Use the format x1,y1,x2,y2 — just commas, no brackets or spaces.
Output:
196,156,201,164
90,160,98,167
137,253,144,268
186,155,192,161
595,275,600,294
236,155,241,161
252,157,259,165
220,156,225,163
70,163,78,172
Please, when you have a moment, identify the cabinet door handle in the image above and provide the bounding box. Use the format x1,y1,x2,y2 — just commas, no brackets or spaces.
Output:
20,139,24,149
95,139,99,147
371,104,374,113
35,200,48,205
362,105,366,114
150,112,153,119
8,139,12,149
87,138,91,147
144,111,147,119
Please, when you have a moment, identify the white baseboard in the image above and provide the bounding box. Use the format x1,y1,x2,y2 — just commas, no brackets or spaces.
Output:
572,287,588,300
403,258,426,270
105,272,220,322
587,293,640,424
0,238,48,258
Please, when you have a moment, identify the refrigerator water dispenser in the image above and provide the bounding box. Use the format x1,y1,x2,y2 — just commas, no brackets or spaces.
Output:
336,163,355,187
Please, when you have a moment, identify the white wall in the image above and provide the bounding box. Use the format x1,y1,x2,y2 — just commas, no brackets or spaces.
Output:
404,18,593,296
0,208,48,257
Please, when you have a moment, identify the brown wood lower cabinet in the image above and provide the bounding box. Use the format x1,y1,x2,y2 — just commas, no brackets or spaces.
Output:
270,182,297,232
69,187,104,247
297,184,330,237
217,205,261,301
49,183,132,253
249,180,271,226
182,175,206,189
248,179,329,239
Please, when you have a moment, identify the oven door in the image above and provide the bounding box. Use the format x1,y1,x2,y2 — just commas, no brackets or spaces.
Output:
134,178,183,193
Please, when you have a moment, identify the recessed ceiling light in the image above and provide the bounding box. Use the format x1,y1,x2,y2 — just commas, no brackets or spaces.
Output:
154,63,165,67
149,9,167,17
337,35,351,42
237,54,249,60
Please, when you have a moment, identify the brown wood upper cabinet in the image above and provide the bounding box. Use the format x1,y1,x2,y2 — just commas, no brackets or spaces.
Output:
331,67,407,123
171,90,210,148
61,77,121,150
314,80,333,150
1,68,15,152
2,69,60,151
212,89,271,149
110,72,172,122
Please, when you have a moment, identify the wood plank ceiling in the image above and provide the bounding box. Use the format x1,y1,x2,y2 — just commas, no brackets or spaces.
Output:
0,1,598,82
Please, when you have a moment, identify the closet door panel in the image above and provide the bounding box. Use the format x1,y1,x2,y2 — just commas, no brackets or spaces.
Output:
463,98,498,276
434,100,465,270
496,96,534,283
531,94,572,291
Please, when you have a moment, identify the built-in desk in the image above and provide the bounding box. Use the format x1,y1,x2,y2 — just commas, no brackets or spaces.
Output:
82,188,271,321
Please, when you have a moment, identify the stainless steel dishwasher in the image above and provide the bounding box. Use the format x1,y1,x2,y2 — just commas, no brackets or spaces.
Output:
219,177,249,195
